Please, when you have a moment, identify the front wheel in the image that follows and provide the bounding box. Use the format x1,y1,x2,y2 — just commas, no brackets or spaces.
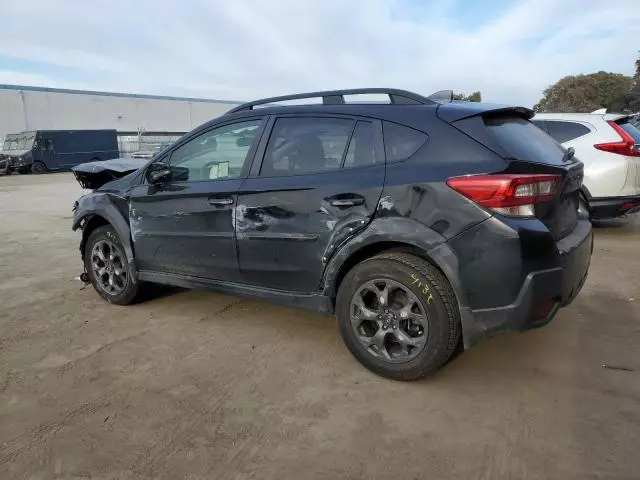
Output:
336,252,461,380
84,225,138,305
31,161,46,174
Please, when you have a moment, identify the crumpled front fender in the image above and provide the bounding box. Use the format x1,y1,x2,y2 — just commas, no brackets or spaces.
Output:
73,192,137,283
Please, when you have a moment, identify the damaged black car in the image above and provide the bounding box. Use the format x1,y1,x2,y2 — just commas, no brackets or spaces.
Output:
72,88,592,380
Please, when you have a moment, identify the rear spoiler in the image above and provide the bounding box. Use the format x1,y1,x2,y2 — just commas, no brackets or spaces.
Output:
436,103,534,123
426,90,454,104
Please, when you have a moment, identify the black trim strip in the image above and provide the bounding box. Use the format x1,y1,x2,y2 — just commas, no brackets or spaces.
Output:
137,231,234,238
137,270,333,313
240,232,318,241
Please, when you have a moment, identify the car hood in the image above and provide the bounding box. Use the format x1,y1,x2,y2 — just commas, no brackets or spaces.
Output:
72,156,148,190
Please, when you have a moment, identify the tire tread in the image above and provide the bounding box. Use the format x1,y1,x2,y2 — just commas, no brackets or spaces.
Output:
84,225,138,306
337,252,461,380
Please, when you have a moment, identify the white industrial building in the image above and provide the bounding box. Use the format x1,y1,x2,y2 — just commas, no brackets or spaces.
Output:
0,84,241,150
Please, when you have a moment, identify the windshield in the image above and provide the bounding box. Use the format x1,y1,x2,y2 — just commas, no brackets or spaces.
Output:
17,132,36,149
3,132,35,150
3,134,20,150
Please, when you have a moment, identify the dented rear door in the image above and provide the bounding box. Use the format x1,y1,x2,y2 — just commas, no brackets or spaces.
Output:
235,115,385,292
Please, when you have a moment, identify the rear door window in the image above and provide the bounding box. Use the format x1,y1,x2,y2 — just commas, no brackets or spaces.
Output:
546,121,591,143
343,121,377,168
484,116,566,165
260,117,354,177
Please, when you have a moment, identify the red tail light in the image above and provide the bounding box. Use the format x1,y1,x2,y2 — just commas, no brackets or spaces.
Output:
594,121,640,157
446,174,562,217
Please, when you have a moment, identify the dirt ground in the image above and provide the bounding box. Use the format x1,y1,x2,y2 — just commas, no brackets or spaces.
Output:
0,173,638,480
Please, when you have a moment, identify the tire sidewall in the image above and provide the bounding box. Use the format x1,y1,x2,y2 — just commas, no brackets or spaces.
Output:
84,226,137,305
336,258,452,379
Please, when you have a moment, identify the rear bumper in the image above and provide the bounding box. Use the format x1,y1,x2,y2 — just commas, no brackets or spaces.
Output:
589,194,640,219
462,220,592,346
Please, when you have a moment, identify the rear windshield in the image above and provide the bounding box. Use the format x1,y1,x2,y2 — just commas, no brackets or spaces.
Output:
484,116,566,165
616,120,640,143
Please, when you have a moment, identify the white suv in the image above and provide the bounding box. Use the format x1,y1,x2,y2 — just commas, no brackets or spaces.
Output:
533,112,640,219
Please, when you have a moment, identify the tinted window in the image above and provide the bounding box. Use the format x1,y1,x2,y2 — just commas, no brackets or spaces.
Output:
616,120,640,143
485,117,566,165
546,121,591,143
343,121,377,168
45,139,54,151
531,120,547,132
168,119,261,182
383,122,427,162
261,117,354,176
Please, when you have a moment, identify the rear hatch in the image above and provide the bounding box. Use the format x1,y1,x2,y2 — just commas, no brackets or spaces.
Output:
608,117,640,193
438,105,583,240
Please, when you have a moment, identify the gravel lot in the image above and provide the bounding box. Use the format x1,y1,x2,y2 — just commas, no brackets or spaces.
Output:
1,173,639,479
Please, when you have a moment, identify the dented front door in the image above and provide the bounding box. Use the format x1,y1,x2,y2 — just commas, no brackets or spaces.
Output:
128,179,242,280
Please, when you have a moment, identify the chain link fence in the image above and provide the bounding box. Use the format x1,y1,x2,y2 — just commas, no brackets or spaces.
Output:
117,132,185,156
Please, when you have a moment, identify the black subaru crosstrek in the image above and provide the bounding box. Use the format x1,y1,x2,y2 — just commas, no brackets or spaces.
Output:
72,88,592,380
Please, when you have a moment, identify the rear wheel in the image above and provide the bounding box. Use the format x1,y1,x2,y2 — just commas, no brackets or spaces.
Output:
31,161,46,174
84,225,138,305
336,252,461,380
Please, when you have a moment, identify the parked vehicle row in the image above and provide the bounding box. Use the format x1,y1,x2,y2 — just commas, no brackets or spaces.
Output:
72,88,593,380
533,111,640,218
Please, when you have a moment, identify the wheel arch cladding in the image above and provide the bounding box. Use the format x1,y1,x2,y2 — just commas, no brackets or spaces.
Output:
322,217,477,349
323,217,450,297
327,241,440,298
74,193,137,283
80,215,109,255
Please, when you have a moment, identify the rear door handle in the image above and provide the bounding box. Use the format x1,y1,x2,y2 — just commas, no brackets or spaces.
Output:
208,197,234,206
330,198,364,207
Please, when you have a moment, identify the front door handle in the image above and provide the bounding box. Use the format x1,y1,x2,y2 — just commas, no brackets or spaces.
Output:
330,198,364,207
208,197,234,206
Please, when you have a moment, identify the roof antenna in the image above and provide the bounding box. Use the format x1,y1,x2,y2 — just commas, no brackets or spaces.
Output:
427,90,453,104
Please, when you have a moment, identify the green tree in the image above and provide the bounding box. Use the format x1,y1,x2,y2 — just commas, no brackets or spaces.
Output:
534,71,632,113
626,53,640,112
453,91,482,102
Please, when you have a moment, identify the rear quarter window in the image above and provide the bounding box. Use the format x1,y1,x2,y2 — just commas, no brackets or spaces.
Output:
484,116,566,165
382,122,428,162
546,121,591,143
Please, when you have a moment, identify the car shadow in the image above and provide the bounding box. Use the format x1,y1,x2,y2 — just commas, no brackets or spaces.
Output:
133,284,186,304
592,215,639,229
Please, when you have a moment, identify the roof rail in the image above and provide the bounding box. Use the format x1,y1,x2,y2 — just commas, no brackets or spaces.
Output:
226,88,436,114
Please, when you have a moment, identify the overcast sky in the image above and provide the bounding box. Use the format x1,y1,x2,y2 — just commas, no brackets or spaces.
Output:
0,0,638,107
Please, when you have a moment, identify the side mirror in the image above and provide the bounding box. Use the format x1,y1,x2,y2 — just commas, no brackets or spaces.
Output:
147,162,172,183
